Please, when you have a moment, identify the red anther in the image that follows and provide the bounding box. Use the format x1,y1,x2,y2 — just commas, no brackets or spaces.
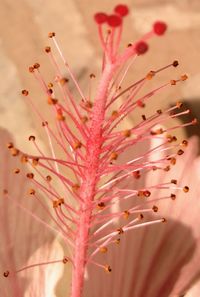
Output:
107,14,122,27
94,12,108,24
153,21,167,36
114,4,129,17
135,41,149,55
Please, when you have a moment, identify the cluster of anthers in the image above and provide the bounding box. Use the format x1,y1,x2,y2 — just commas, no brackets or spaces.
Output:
4,4,196,297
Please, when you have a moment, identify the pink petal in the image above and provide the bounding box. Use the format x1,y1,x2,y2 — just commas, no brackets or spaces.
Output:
83,136,200,297
0,129,59,296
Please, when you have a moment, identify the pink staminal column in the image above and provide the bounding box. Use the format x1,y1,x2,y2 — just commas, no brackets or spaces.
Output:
70,4,156,295
71,63,116,297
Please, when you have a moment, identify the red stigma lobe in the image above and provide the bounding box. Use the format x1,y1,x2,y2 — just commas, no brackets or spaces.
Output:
153,21,167,36
94,12,108,24
107,14,122,27
114,4,129,17
135,41,149,55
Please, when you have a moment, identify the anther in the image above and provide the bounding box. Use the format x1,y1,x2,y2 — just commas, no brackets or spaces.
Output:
170,80,176,85
155,128,163,135
164,165,170,172
48,82,53,88
170,157,176,165
146,70,155,80
122,129,131,137
138,101,145,108
84,100,93,109
26,173,34,179
59,77,69,85
137,190,144,197
157,109,162,114
45,176,51,183
166,135,173,143
29,189,35,195
21,89,29,96
21,154,28,163
32,158,39,166
183,186,189,193
172,136,177,142
138,213,144,220
181,140,188,147
111,110,119,119
72,184,80,192
90,73,96,78
162,218,167,223
3,189,8,195
56,109,65,121
115,238,120,244
29,135,35,141
29,66,34,73
14,168,20,174
181,74,188,81
123,210,130,219
33,63,40,69
177,149,184,155
97,202,105,210
11,148,19,157
152,205,158,212
171,179,177,184
47,97,58,105
42,121,48,127
7,142,13,149
45,46,51,53
104,265,112,273
173,60,179,67
110,152,118,161
57,198,64,206
176,102,183,109
48,32,55,38
63,257,68,264
133,170,141,179
53,200,58,208
3,271,9,277
171,193,176,200
142,115,146,121
99,246,108,253
73,141,82,150
143,190,151,197
81,116,88,123
117,227,124,235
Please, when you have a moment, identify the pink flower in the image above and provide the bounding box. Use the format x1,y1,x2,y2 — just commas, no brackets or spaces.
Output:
1,4,198,297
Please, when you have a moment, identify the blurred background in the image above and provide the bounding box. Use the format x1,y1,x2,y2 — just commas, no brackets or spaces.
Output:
0,0,200,152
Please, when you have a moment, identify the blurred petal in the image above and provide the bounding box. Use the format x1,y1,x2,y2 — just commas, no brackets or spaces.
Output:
23,241,64,297
0,128,60,296
184,280,200,297
84,136,200,297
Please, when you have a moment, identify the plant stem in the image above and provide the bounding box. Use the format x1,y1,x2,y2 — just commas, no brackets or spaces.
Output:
70,63,115,297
